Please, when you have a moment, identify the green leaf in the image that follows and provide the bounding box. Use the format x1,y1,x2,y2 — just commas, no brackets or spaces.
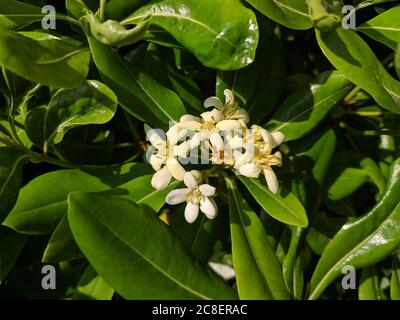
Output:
73,265,114,300
326,152,386,200
327,168,369,200
42,215,82,263
3,163,151,235
0,147,28,222
85,26,186,128
226,178,289,299
391,257,400,300
132,44,203,112
0,30,90,89
265,71,352,141
309,158,400,299
68,192,237,300
122,0,259,70
0,0,43,30
104,174,182,213
0,225,28,284
237,175,308,228
316,28,400,114
105,0,149,20
358,6,400,50
26,80,117,147
217,18,286,122
244,0,312,30
359,266,381,300
170,206,223,263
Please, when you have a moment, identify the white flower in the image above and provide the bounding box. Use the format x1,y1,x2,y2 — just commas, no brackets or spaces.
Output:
235,126,285,194
178,89,248,148
145,124,189,190
166,171,218,223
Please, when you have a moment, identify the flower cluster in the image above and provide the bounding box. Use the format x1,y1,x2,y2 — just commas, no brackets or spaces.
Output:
146,90,285,223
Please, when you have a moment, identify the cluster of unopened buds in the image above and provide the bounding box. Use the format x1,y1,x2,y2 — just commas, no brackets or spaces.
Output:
145,90,285,223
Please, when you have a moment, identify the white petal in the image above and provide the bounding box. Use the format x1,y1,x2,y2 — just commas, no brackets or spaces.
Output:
166,158,185,180
201,109,224,123
204,96,223,110
234,150,254,168
216,120,242,131
147,128,166,149
166,188,189,205
200,197,218,219
150,153,166,171
237,163,262,178
271,131,285,148
209,132,224,151
227,134,244,149
151,167,172,190
189,132,202,149
185,202,199,223
179,120,202,131
224,89,235,107
264,168,279,194
173,141,190,158
166,124,187,145
180,114,201,122
184,171,198,189
199,184,216,197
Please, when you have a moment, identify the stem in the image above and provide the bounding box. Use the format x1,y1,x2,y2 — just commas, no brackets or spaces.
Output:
99,0,106,22
343,86,361,105
2,69,24,146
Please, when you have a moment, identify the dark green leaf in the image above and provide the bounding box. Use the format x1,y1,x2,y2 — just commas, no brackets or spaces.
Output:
0,30,90,89
68,192,237,300
123,0,259,70
237,175,308,228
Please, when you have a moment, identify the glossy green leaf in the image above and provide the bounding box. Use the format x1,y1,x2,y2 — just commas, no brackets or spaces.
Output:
68,192,237,300
227,178,289,299
0,225,28,283
265,71,352,141
237,175,308,228
0,0,43,29
359,266,381,300
106,0,149,20
309,158,400,299
104,174,181,212
3,163,151,235
358,6,400,50
132,44,203,112
316,28,400,114
85,26,186,128
170,207,223,263
122,0,259,70
73,265,114,300
0,30,90,89
217,18,285,122
327,168,369,200
0,147,28,222
26,80,117,147
244,0,312,30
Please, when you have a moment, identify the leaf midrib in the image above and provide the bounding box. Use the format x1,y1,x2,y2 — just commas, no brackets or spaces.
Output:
123,12,236,48
244,177,305,226
80,201,212,300
230,183,273,298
